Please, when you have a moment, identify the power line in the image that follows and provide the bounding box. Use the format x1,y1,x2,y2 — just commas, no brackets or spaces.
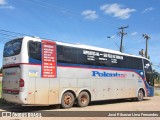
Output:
33,0,80,15
152,64,160,68
0,29,52,41
0,30,29,36
148,49,160,52
0,29,70,44
26,0,122,26
0,33,18,38
125,46,160,52
1,29,160,53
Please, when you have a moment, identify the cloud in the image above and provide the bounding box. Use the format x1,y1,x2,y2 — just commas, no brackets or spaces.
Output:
0,0,7,5
100,3,136,20
0,0,15,9
81,10,99,20
0,5,14,9
131,32,138,36
142,7,154,14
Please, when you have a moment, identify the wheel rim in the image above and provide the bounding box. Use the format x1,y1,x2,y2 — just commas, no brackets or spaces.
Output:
64,94,72,105
80,95,87,104
138,91,143,100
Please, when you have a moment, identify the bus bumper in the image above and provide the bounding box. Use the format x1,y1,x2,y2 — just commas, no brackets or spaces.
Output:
2,93,27,105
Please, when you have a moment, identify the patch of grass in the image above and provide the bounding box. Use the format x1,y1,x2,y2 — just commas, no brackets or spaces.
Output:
0,81,1,98
0,98,9,106
0,98,3,105
155,92,160,96
0,82,6,106
0,81,2,105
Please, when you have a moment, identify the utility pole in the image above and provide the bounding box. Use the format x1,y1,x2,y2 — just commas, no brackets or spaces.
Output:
118,26,129,52
142,34,150,58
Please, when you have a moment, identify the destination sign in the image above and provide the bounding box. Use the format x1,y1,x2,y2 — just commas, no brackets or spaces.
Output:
42,40,57,78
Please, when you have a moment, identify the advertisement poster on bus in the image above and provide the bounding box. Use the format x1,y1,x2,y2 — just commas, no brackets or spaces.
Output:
41,40,57,78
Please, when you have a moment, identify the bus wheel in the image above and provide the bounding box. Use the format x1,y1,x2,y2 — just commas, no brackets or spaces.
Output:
61,92,75,109
137,89,143,101
77,91,90,107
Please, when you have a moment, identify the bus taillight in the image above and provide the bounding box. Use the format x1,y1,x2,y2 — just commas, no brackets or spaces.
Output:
19,78,24,87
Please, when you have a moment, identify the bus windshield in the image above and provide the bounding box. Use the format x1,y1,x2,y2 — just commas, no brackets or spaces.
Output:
3,38,22,57
144,59,154,86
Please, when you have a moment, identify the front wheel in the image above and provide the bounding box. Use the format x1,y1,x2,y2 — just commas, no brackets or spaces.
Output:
61,92,75,109
137,89,144,101
77,91,90,107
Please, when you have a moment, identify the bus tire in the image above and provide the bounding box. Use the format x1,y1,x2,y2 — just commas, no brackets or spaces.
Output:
61,92,75,109
137,89,143,101
77,91,90,107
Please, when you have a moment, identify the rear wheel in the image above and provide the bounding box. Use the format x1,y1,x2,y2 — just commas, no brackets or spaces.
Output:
77,91,90,107
137,89,144,101
61,92,75,109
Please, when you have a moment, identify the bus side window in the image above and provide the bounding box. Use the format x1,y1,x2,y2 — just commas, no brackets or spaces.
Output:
77,49,95,65
119,56,143,70
28,41,41,61
57,45,77,64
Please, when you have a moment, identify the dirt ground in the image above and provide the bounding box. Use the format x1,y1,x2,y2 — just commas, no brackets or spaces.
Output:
0,96,160,120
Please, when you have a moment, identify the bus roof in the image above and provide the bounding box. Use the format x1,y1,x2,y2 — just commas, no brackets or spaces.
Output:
22,36,147,60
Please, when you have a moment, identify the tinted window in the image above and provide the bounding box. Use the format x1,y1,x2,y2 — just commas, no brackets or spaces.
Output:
57,45,143,70
3,39,22,57
57,45,77,64
77,49,95,65
120,56,143,70
28,41,41,61
94,52,123,68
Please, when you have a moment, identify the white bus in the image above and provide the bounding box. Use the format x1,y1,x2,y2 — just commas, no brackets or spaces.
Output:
2,36,154,108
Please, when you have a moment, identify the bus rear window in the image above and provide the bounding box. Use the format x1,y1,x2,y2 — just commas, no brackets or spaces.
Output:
3,39,22,57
